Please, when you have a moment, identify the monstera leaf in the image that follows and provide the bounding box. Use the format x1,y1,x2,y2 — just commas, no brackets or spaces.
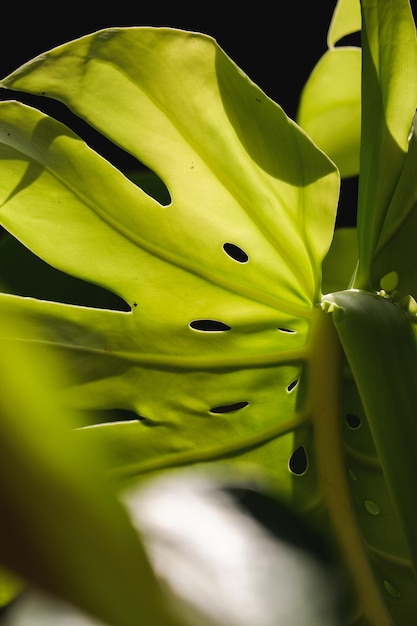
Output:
0,28,338,495
1,1,417,625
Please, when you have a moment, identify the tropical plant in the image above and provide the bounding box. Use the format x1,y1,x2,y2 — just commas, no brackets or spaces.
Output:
0,0,416,624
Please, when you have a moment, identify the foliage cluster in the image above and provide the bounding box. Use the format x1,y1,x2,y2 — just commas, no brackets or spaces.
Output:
0,1,417,625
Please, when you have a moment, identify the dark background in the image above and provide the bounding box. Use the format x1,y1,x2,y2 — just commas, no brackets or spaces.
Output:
0,3,365,227
0,5,335,118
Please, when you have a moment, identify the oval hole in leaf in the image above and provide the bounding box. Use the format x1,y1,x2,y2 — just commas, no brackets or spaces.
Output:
289,446,308,475
287,379,299,393
209,401,249,414
222,242,249,263
383,580,401,599
278,327,296,334
190,320,231,332
364,499,380,516
345,413,361,429
83,408,139,426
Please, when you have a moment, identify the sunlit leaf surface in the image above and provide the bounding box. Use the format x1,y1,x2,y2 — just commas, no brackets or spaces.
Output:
297,0,361,178
354,0,417,288
369,124,417,299
327,0,361,48
322,227,358,294
297,48,361,178
0,29,338,497
1,18,417,626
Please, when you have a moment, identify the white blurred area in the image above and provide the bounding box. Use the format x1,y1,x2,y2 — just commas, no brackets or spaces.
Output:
3,471,343,626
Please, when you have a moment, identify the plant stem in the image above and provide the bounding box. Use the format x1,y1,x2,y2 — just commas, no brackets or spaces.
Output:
307,306,391,625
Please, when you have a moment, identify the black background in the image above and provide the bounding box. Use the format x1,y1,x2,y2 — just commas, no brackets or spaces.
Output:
0,4,335,118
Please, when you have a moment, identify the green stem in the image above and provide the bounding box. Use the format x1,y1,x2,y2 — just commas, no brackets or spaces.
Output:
307,306,391,625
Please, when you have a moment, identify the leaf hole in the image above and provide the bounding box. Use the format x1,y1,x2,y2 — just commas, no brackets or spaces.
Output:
345,413,361,429
383,580,401,599
190,319,231,332
287,378,299,393
348,468,357,481
222,242,249,263
289,446,308,475
82,408,139,426
278,327,297,334
209,401,249,414
364,499,380,515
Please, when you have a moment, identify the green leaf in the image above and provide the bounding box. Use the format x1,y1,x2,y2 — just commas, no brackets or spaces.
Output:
354,0,417,288
297,48,361,178
297,0,361,178
0,313,179,626
0,28,338,493
0,29,337,307
324,290,417,622
322,227,358,294
365,120,417,300
327,0,361,48
1,23,413,626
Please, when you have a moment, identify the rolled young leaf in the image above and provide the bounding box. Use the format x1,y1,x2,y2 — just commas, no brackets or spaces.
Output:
354,0,417,288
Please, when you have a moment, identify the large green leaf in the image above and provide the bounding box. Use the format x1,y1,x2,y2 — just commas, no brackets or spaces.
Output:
367,122,417,299
324,290,417,624
0,16,416,626
0,29,338,493
0,28,385,619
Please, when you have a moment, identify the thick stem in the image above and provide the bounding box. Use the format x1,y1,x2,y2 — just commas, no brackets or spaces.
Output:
307,306,391,625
